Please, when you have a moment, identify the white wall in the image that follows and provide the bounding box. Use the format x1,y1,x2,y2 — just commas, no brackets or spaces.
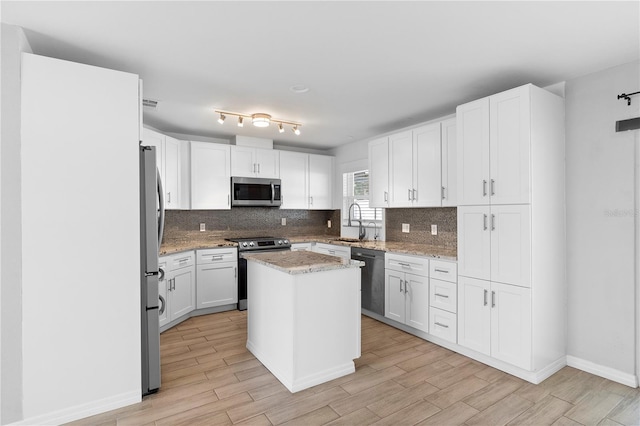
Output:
566,60,639,383
0,23,32,424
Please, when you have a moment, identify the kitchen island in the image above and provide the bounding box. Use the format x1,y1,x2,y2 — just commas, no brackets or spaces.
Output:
243,250,363,393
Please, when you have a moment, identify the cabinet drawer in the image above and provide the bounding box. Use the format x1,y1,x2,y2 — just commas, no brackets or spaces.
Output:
197,248,238,264
430,279,457,313
429,308,457,344
430,260,457,283
313,243,351,259
385,252,429,277
291,242,312,252
163,251,195,271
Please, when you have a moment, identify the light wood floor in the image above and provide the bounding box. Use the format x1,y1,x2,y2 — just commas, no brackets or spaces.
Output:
69,310,640,426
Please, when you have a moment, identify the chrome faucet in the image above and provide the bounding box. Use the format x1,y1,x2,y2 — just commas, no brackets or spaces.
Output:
368,221,379,240
348,202,366,240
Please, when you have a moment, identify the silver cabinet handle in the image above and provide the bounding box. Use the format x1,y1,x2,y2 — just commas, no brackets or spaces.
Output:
408,189,412,201
228,194,230,206
413,189,417,201
328,250,335,255
435,322,449,328
399,279,403,293
434,269,449,274
435,293,449,298
491,214,496,231
252,163,255,173
384,191,388,202
310,196,313,206
234,267,237,278
258,163,260,174
491,179,495,196
159,294,166,315
441,186,445,200
167,192,171,203
177,257,190,264
484,289,488,306
483,214,488,230
211,255,223,261
483,180,487,196
491,291,496,307
173,278,176,291
398,262,411,268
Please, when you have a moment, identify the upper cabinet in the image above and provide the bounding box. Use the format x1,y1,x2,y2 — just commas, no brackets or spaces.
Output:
190,142,231,210
280,151,334,210
142,128,183,209
441,118,457,207
457,85,531,206
230,146,280,179
368,137,389,208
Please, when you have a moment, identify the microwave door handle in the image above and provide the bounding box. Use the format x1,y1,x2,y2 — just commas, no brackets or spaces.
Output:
271,182,275,204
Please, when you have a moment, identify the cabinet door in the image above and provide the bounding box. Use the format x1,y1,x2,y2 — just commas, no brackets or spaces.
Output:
457,205,491,280
489,86,531,205
368,137,389,208
256,148,280,179
385,270,405,323
309,154,333,209
164,136,181,209
457,98,490,205
441,118,457,207
190,142,230,209
458,276,491,356
490,282,531,370
413,122,442,207
230,145,256,177
169,267,195,321
158,263,169,328
143,128,165,184
388,131,414,207
196,263,238,309
490,205,531,287
405,273,429,332
280,151,309,209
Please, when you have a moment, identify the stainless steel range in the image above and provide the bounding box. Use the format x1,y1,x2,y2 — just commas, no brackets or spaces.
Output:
226,237,291,310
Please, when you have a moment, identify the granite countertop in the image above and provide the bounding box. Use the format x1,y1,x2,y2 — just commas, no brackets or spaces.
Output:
160,233,456,261
242,250,364,275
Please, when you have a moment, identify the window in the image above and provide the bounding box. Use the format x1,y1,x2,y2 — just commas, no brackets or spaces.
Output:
342,170,382,225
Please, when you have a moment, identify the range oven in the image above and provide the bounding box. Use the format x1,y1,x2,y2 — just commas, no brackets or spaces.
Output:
226,237,291,310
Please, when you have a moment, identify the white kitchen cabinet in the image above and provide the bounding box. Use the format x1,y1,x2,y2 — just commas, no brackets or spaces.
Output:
280,151,309,209
368,137,389,208
160,251,196,330
280,151,334,210
456,84,565,380
291,242,313,252
388,122,444,208
312,242,350,260
231,146,279,178
142,128,183,209
309,154,334,209
190,142,231,209
429,308,457,344
458,276,531,370
441,118,457,207
196,248,238,309
457,85,531,206
384,252,429,333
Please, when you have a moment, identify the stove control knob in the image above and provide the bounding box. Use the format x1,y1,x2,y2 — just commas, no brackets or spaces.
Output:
277,240,283,245
241,242,248,247
249,241,254,247
284,239,289,244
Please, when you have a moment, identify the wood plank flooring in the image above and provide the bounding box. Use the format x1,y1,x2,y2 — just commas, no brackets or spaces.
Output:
68,311,640,425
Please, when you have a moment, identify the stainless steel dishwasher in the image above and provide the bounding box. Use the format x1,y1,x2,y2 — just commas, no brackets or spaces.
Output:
351,247,385,316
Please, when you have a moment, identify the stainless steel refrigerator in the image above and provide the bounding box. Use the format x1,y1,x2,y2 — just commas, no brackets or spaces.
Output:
140,145,165,395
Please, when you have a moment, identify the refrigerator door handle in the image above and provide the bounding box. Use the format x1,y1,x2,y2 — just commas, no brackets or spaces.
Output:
157,168,165,248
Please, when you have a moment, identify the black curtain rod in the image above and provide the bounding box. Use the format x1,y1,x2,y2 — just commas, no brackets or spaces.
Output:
618,91,640,106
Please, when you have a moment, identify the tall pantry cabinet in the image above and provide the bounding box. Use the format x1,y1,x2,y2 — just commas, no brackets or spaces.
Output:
456,84,566,381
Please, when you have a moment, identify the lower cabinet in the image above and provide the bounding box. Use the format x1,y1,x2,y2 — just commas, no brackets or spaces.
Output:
290,242,313,252
384,253,429,333
196,248,238,309
429,259,458,344
159,251,196,329
458,275,531,370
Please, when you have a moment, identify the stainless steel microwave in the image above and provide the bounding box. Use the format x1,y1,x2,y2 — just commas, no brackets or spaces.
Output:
231,177,282,207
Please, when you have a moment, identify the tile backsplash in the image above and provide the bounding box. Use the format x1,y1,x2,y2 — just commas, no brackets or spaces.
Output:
385,207,457,249
163,208,340,243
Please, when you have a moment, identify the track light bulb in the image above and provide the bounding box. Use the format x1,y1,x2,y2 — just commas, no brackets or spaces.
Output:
237,116,244,127
293,125,301,136
278,123,284,133
217,114,226,124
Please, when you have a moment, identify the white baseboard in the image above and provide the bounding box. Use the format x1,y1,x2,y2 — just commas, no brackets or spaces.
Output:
566,355,638,388
11,390,141,426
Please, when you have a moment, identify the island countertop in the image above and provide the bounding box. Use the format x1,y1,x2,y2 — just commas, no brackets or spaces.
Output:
242,250,364,275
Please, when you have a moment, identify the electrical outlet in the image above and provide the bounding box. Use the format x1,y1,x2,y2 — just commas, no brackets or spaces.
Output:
327,220,332,228
431,224,438,235
281,218,286,226
402,223,410,233
199,223,206,232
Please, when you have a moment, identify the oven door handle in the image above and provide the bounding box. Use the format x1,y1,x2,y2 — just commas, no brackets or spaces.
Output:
271,183,275,204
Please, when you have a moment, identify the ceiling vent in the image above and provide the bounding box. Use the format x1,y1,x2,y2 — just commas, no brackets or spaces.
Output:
142,98,159,109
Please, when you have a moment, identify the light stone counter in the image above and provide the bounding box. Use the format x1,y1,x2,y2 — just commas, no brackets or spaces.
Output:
242,250,363,275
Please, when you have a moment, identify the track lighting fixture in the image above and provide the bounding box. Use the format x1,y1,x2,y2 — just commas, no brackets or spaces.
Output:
214,109,301,135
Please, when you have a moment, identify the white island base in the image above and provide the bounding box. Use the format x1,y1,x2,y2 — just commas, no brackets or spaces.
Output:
245,252,362,393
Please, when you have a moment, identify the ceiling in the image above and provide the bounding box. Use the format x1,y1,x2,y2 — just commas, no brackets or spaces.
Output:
2,1,639,150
